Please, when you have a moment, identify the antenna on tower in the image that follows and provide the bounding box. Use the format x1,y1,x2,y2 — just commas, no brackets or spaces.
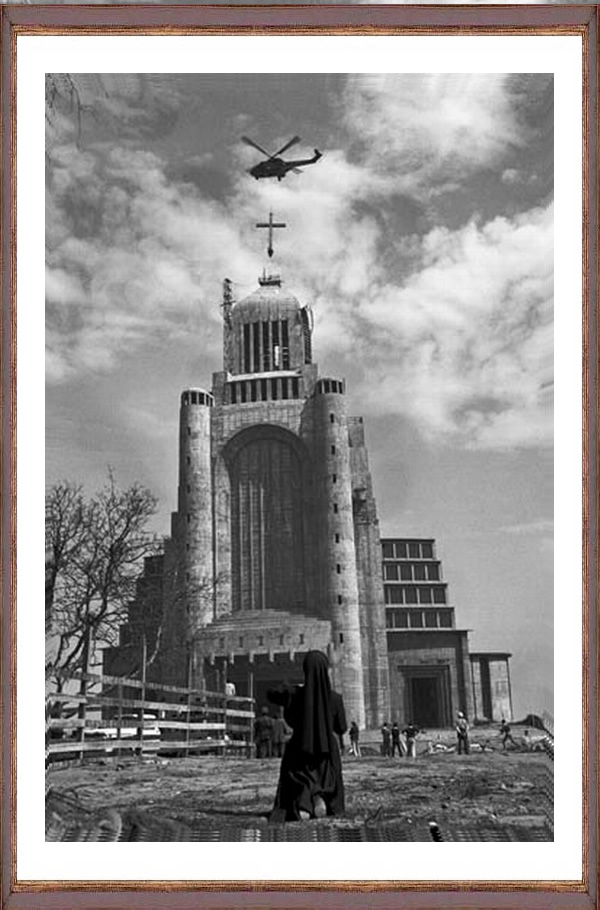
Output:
222,278,233,328
222,278,234,372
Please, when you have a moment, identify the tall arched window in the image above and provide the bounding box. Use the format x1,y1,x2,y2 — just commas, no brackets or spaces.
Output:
229,433,307,613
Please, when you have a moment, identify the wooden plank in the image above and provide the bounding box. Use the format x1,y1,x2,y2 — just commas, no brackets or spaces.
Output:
48,738,162,755
50,719,227,733
46,693,88,705
59,671,255,706
86,695,226,713
154,721,225,731
63,670,252,703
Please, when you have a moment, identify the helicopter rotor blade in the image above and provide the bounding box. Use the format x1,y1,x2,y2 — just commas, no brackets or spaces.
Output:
273,135,301,158
241,136,273,159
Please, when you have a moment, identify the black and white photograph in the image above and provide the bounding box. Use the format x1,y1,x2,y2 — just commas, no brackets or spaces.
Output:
42,67,557,848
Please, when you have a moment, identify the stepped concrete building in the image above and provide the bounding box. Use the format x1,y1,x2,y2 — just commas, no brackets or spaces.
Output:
382,538,513,726
105,216,513,729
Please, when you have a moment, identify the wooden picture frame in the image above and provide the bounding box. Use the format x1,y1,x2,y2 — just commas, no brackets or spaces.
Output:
1,3,598,908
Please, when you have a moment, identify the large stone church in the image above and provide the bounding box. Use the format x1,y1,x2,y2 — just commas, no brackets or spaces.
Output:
106,216,513,729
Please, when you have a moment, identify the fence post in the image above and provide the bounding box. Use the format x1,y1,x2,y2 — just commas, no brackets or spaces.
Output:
116,679,123,759
76,629,90,763
137,636,147,757
185,655,192,755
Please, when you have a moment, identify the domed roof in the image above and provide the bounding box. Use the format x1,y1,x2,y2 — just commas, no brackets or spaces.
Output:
233,279,301,323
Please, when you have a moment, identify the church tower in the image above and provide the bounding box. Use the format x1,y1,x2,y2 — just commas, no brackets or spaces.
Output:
169,213,390,728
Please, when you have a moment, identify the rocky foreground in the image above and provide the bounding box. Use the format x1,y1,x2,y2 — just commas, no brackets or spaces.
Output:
46,740,553,842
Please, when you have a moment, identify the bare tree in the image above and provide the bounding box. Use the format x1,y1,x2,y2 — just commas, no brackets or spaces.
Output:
46,473,158,691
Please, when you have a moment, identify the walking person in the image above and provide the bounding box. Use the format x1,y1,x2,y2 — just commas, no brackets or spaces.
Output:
499,718,517,750
254,706,274,759
455,711,470,755
267,650,347,821
391,721,406,757
402,721,420,759
348,720,361,757
381,722,392,757
271,712,291,758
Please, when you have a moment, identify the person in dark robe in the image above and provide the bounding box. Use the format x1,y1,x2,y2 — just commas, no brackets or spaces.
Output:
267,650,347,822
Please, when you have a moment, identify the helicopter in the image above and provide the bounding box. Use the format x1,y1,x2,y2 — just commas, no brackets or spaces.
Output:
241,135,322,180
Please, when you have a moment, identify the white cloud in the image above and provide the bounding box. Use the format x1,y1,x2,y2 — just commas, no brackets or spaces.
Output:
46,142,259,380
46,74,553,452
343,74,527,196
353,203,553,449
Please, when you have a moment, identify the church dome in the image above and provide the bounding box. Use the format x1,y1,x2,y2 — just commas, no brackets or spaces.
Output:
226,275,312,375
232,280,301,325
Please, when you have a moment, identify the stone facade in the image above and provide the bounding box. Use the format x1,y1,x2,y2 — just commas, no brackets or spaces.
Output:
470,653,513,722
161,270,391,728
105,262,513,730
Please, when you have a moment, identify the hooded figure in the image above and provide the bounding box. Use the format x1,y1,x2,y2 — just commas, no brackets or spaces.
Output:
268,650,347,821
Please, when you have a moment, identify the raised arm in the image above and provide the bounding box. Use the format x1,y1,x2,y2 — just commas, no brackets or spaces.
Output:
332,692,348,737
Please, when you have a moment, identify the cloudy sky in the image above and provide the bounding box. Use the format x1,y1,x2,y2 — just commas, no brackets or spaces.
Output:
46,73,553,718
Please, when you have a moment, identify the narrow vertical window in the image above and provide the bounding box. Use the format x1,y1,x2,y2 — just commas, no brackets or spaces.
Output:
243,323,251,373
252,322,260,373
330,413,335,423
230,383,237,404
292,377,299,398
281,378,289,400
271,378,278,400
262,322,270,371
281,320,290,369
261,379,267,401
272,321,280,368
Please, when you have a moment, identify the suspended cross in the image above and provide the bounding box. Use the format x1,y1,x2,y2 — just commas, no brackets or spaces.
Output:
255,211,286,259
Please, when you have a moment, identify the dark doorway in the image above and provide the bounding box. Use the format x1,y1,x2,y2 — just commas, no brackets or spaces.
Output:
204,654,304,708
409,676,442,728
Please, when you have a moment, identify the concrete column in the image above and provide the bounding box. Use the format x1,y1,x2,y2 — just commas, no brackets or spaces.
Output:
178,388,214,638
313,381,365,728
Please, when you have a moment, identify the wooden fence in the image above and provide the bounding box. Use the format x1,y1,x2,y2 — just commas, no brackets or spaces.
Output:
46,671,255,763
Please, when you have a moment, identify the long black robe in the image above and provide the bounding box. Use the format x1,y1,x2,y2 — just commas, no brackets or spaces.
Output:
267,678,347,822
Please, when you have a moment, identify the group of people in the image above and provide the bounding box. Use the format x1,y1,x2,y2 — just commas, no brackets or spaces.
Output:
253,707,293,758
379,721,421,758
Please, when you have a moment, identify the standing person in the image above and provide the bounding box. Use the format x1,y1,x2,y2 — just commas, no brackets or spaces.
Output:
271,712,291,758
268,650,347,821
381,722,392,757
348,721,361,757
455,711,470,755
254,707,274,759
402,721,420,759
499,718,516,750
391,721,405,757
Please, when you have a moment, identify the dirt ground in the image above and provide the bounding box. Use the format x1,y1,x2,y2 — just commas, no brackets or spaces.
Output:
46,745,553,842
